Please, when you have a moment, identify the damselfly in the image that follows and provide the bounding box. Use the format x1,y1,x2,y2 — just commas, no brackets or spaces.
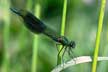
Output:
10,8,76,64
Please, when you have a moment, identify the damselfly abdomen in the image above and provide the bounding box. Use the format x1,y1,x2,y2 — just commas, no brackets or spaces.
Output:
10,8,76,64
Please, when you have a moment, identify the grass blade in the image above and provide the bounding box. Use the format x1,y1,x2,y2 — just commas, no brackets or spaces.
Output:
92,0,106,72
31,3,41,72
58,0,67,64
2,0,10,72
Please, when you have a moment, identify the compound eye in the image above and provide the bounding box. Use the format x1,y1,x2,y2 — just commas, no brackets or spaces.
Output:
70,41,76,48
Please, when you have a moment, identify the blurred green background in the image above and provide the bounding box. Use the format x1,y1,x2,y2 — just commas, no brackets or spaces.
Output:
0,0,108,72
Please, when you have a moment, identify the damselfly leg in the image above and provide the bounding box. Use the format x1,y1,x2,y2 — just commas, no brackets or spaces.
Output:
56,44,61,52
56,40,76,65
68,47,76,63
57,45,64,65
61,46,68,64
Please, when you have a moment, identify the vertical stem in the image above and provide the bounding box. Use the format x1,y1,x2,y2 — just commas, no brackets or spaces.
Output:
27,0,32,10
92,0,106,72
18,0,33,50
31,3,41,72
2,0,10,72
61,0,67,35
58,0,67,64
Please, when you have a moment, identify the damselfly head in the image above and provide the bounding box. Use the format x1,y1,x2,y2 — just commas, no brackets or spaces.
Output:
69,41,75,48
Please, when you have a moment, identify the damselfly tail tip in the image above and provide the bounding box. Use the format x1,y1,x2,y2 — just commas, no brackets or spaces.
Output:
10,8,22,16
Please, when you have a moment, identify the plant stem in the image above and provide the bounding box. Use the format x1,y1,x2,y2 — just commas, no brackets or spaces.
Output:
2,0,10,72
61,0,67,35
27,0,32,10
92,0,106,72
31,3,41,72
52,56,108,72
58,0,67,64
18,0,33,50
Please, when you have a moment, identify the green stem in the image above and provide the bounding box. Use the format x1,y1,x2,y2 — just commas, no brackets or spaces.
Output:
61,0,67,35
58,0,67,64
31,3,41,72
18,0,33,50
27,0,32,10
2,0,10,72
92,0,106,72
